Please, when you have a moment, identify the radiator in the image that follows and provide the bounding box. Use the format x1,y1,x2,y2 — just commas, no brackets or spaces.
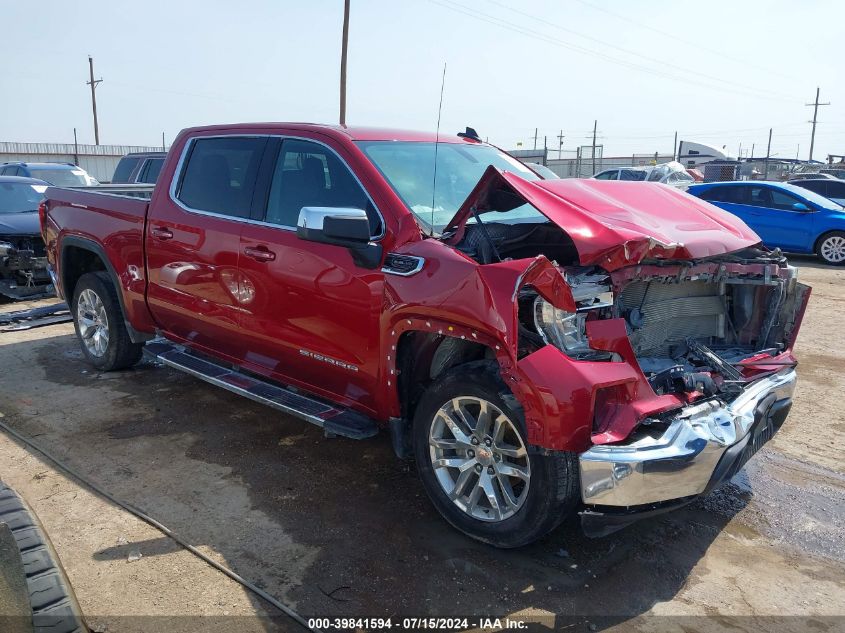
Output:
619,281,725,355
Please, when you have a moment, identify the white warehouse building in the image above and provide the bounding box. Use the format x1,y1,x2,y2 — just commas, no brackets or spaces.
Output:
0,141,163,183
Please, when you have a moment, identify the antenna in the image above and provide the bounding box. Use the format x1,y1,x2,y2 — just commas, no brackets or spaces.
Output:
431,62,447,237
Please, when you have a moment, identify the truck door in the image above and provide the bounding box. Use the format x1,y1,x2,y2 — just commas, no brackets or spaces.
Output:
237,136,385,415
145,135,268,362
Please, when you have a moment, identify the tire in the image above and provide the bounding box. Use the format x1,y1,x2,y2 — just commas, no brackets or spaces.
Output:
71,271,143,371
0,481,88,633
816,231,845,266
413,361,580,548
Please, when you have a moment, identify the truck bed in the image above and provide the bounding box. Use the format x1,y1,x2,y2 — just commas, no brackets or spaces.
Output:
42,185,154,331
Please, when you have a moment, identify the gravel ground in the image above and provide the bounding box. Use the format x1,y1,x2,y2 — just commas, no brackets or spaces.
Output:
0,256,843,633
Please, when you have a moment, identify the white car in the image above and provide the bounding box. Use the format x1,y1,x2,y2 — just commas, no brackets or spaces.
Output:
592,161,695,189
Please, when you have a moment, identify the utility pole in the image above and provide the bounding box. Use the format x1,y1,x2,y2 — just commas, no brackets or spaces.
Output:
533,128,538,151
339,0,350,126
764,127,772,181
543,135,548,166
805,87,830,162
673,131,678,162
557,129,564,159
86,56,102,145
591,119,597,175
161,132,166,152
73,128,79,165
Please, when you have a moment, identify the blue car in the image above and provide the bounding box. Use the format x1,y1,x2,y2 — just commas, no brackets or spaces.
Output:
688,181,845,265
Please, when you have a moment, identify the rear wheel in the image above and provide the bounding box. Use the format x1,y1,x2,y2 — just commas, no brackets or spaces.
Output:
816,231,845,265
413,361,579,548
72,272,143,371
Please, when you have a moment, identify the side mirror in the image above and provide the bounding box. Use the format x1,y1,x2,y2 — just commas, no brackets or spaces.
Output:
792,202,811,212
297,207,382,269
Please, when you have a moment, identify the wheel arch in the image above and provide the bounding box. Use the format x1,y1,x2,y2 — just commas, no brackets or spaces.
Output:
59,235,152,343
814,229,845,253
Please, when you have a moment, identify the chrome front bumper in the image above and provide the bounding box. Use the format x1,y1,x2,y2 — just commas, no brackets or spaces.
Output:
579,369,797,507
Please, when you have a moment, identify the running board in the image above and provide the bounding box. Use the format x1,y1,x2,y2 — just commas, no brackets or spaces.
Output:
144,341,379,440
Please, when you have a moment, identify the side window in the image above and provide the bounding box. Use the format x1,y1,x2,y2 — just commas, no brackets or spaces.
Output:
112,157,140,183
264,139,381,234
595,170,617,180
700,187,725,202
176,137,267,218
138,158,164,184
769,189,803,211
748,187,774,208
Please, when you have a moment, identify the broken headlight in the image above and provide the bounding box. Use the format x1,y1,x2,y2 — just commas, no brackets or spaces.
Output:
533,271,614,359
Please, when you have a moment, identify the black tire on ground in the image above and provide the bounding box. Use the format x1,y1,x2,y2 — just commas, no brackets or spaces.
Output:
0,481,88,633
815,231,845,266
412,361,580,548
71,271,143,371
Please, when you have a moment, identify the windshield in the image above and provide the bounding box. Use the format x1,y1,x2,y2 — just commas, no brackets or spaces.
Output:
28,168,88,187
357,141,542,232
0,182,47,214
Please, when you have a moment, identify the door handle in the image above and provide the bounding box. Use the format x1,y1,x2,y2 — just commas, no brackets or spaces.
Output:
243,246,276,262
151,227,174,240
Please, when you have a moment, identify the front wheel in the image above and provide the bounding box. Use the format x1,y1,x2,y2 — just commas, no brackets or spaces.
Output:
72,272,143,371
413,362,580,548
816,231,845,266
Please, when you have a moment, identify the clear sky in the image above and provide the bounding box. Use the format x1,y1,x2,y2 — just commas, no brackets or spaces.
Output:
2,0,842,161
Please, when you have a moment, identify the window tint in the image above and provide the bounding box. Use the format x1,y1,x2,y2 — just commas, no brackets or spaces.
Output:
138,158,164,184
748,186,773,208
177,137,266,217
265,139,381,234
769,189,803,211
620,169,647,181
701,185,746,203
112,157,140,183
594,170,617,180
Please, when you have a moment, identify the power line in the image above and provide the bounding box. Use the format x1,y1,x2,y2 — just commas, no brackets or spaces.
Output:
427,0,797,103
572,0,801,82
486,0,797,101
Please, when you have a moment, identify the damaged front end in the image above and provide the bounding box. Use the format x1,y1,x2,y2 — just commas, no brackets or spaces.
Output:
0,236,54,300
512,255,810,536
441,167,811,535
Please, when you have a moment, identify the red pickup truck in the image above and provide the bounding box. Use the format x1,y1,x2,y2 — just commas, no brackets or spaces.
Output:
41,123,810,547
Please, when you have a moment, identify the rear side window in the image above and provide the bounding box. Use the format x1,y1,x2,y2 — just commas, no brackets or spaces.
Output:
700,185,747,203
594,170,617,180
176,137,267,218
138,158,164,184
264,139,381,234
112,157,140,183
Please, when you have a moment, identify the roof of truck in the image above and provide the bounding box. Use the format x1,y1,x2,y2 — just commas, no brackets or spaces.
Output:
177,123,479,144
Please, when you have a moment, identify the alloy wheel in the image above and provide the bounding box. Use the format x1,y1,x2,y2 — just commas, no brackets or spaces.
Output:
429,396,531,522
77,288,110,357
821,235,845,263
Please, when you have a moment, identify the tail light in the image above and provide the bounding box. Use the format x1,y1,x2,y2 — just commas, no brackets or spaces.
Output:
38,201,48,231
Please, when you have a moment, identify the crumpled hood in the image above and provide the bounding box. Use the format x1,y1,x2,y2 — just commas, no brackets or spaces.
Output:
442,167,761,270
0,212,40,237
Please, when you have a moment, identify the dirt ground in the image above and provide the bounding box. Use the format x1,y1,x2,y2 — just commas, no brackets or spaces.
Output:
0,256,843,633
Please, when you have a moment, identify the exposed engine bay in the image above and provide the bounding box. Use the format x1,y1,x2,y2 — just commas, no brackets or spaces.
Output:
470,233,810,401
0,235,53,300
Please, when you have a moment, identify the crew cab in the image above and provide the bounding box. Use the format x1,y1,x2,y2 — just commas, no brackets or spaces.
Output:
41,123,810,547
